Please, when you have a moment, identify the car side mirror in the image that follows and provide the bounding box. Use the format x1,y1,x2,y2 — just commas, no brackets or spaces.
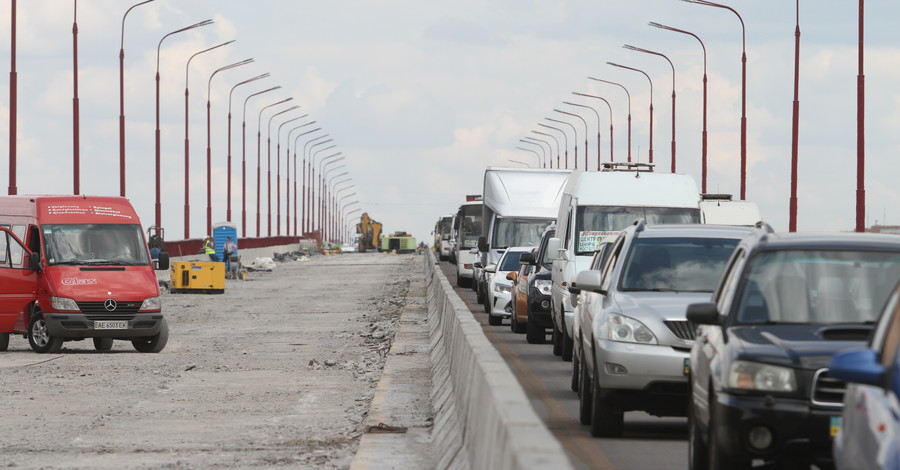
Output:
519,252,536,265
154,251,170,271
686,302,721,325
506,272,517,281
28,252,42,273
485,264,496,274
573,270,604,294
547,237,563,261
829,348,885,386
477,236,488,252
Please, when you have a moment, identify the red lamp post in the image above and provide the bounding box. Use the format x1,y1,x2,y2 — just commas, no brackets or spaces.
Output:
266,106,301,236
8,0,17,196
573,92,615,166
255,98,293,237
649,22,707,190
227,73,269,223
790,1,801,232
119,0,155,197
554,109,588,170
590,78,632,162
531,131,560,168
857,0,865,232
515,146,543,168
275,115,310,235
302,135,330,234
538,123,569,168
523,137,552,168
683,0,748,200
292,129,323,235
240,86,280,237
72,1,81,195
308,143,337,233
287,124,319,235
562,102,600,169
623,45,677,173
608,62,654,165
323,169,348,241
547,117,579,169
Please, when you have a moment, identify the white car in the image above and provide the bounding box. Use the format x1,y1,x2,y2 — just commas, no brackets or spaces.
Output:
484,247,533,326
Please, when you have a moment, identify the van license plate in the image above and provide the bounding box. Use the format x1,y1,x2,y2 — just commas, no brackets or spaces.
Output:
94,321,127,330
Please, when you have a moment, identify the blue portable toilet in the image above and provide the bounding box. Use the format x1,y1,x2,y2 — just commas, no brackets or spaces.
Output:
212,222,238,263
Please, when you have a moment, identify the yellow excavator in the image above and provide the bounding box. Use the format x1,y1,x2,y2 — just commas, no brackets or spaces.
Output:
356,212,383,253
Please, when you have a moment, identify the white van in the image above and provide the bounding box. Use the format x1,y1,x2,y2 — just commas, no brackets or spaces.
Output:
699,193,762,226
546,163,701,361
454,197,483,287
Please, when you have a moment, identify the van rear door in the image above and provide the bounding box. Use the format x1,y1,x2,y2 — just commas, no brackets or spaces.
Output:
0,228,38,332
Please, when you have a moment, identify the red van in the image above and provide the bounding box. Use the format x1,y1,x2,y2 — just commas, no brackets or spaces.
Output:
0,196,169,353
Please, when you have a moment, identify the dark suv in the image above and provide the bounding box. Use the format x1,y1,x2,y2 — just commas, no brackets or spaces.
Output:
519,226,556,344
686,227,900,469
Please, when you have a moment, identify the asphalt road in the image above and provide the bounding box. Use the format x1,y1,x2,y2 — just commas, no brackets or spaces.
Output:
438,260,689,470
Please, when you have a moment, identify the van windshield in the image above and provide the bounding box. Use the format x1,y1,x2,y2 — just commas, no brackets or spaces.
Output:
43,224,150,266
575,206,700,255
458,204,483,249
491,217,553,249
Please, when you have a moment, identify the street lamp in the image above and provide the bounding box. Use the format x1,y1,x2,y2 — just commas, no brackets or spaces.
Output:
518,139,546,168
562,102,600,169
301,134,329,234
183,39,233,239
276,116,312,235
623,45,677,173
240,86,280,237
73,1,81,195
524,137,553,168
857,0,865,232
322,165,347,239
256,98,293,237
790,1,801,232
119,0,155,197
308,142,336,233
683,0,748,200
572,92,614,166
287,125,320,235
267,106,302,236
531,131,560,168
206,58,252,234
650,22,707,191
227,73,269,223
555,108,589,170
545,118,577,169
154,19,213,231
607,62,653,165
538,123,569,168
589,77,632,162
515,146,542,168
344,208,362,245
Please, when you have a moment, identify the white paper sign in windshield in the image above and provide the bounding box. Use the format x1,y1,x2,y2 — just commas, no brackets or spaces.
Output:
578,231,619,253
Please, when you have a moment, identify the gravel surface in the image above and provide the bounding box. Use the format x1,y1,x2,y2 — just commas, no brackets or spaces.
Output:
0,252,419,469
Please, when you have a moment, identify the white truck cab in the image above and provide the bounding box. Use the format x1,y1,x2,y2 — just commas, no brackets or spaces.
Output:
699,193,762,226
546,163,701,361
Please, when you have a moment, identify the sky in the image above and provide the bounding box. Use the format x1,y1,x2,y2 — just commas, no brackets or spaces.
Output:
1,0,899,245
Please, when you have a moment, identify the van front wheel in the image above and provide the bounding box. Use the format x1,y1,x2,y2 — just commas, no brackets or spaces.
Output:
0,333,9,351
132,318,169,353
28,310,63,354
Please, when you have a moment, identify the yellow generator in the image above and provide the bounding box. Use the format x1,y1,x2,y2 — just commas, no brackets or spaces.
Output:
170,261,225,294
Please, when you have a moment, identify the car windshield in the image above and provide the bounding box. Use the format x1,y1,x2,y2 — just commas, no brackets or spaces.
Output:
499,250,527,272
734,250,900,324
458,205,483,249
620,237,740,292
575,206,700,255
491,217,553,249
43,224,150,266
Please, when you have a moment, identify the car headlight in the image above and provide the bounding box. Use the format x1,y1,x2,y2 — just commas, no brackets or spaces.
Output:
494,283,512,294
607,313,658,345
139,296,162,311
50,296,80,311
728,361,796,392
534,279,552,296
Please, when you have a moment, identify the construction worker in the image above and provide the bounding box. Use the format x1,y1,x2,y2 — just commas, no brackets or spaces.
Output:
203,237,218,262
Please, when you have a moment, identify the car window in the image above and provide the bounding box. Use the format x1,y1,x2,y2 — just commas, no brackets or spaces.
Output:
619,237,740,292
716,248,746,310
600,237,626,292
733,250,900,324
500,251,526,271
876,291,900,367
537,230,555,266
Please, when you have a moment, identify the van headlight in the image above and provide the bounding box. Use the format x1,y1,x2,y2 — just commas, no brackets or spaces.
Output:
534,279,552,296
51,296,80,311
139,296,162,311
728,361,796,392
607,314,658,344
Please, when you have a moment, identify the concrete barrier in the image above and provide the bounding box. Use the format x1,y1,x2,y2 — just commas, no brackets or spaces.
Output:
424,251,574,470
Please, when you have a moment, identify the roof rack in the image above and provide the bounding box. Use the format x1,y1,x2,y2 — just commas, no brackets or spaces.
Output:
600,162,655,172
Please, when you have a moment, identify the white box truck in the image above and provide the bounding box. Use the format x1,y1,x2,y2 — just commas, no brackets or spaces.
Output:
699,193,762,226
474,167,572,307
546,163,701,361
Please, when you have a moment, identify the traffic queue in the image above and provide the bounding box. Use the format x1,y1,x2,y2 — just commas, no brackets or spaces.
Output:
431,163,900,470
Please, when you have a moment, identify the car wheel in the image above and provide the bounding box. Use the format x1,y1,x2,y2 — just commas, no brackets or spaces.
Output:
688,381,709,470
579,347,593,425
509,310,517,332
526,314,545,344
456,275,468,288
708,389,750,470
512,311,526,334
590,367,624,437
132,318,169,353
571,341,580,392
0,332,9,351
488,313,501,326
476,284,485,303
552,323,562,356
28,309,63,354
93,337,114,351
561,317,573,362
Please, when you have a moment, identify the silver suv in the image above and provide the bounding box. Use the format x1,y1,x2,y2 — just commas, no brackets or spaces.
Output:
571,221,753,437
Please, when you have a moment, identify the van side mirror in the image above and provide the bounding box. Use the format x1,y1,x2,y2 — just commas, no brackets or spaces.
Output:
154,251,170,271
29,252,42,273
686,302,721,325
547,237,563,261
519,252,536,265
477,236,488,252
